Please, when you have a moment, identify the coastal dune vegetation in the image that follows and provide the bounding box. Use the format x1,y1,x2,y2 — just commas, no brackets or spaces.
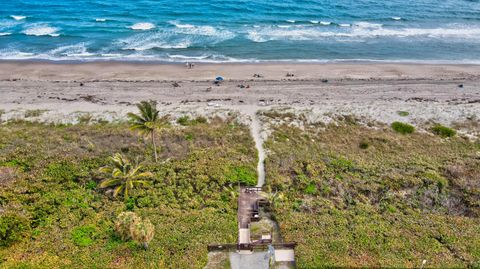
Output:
0,108,257,268
0,105,479,268
262,111,480,268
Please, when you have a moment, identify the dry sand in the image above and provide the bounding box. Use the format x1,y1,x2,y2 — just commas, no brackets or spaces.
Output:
0,61,479,136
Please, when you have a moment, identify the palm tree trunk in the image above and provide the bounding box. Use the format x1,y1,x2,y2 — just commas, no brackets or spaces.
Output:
151,131,158,162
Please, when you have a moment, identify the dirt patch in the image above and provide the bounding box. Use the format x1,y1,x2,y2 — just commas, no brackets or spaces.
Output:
0,167,17,186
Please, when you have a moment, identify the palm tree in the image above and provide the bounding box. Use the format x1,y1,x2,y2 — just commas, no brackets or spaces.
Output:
99,153,153,199
127,100,160,162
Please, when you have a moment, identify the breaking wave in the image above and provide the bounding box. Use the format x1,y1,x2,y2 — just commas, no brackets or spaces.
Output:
246,23,480,42
49,43,95,57
121,33,192,50
168,21,235,38
129,22,155,30
23,25,60,36
10,15,26,21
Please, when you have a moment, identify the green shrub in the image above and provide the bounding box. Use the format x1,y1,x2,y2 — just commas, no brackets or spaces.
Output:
85,180,97,190
195,116,207,124
71,225,97,247
185,133,194,141
359,140,369,149
177,115,208,126
305,183,317,195
397,111,410,117
329,157,354,172
177,116,190,126
125,197,136,211
431,125,456,138
3,159,31,172
422,171,449,192
44,162,79,182
0,213,30,247
227,166,257,186
391,121,415,134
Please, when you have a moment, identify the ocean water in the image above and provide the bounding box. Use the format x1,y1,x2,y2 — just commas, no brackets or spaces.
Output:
1,0,480,63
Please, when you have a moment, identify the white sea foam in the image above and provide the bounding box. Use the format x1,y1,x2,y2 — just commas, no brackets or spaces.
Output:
11,15,26,21
278,25,291,28
0,49,36,59
246,31,264,42
167,54,210,60
178,25,234,38
169,21,194,28
121,23,234,51
127,41,191,50
354,22,383,28
355,27,480,39
23,25,60,36
286,20,295,23
120,32,192,51
339,23,351,27
392,17,402,20
95,18,107,22
310,20,319,24
320,21,331,25
129,22,155,30
2,46,480,64
101,53,123,57
247,28,322,42
50,43,94,57
0,32,12,36
0,21,16,28
246,24,480,42
168,21,234,38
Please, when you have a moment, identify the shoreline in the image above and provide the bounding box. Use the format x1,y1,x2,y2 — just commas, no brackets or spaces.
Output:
3,59,480,65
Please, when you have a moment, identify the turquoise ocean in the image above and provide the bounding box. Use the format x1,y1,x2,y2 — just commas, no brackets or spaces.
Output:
1,0,480,62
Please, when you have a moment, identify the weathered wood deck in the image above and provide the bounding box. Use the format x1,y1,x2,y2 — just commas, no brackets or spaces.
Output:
207,242,297,252
238,187,263,229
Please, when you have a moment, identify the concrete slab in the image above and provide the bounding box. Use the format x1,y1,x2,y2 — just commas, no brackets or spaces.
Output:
274,249,295,262
239,228,251,244
229,251,270,269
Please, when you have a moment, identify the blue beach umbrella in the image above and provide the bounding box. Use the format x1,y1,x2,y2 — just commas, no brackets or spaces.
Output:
215,76,224,81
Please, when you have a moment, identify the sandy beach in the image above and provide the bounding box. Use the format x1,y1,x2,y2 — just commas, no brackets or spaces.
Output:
1,61,479,135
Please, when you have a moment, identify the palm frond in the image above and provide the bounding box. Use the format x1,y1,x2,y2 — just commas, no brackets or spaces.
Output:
99,166,112,174
135,172,154,178
100,152,154,198
112,168,123,178
132,180,152,186
128,164,143,177
99,178,123,188
127,112,145,122
113,185,124,197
